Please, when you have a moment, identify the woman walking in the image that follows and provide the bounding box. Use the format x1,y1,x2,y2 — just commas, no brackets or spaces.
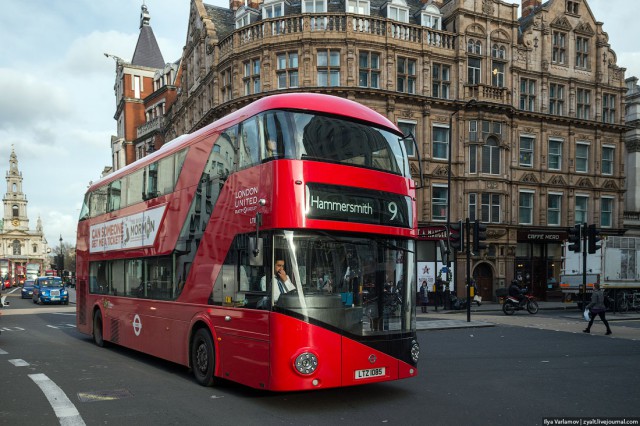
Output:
419,281,429,313
583,283,612,335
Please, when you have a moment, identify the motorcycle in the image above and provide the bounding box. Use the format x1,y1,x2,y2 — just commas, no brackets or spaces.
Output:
502,293,538,315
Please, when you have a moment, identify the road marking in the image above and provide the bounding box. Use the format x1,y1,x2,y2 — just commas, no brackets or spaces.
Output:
0,348,7,355
9,359,29,367
29,373,86,426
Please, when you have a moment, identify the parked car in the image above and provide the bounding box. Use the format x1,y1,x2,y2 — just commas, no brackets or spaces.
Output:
32,276,69,305
21,279,35,299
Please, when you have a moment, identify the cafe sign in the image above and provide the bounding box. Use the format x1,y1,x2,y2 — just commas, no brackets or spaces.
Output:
517,230,567,243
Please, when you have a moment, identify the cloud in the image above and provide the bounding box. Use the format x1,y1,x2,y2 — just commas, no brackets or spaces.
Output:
0,69,71,129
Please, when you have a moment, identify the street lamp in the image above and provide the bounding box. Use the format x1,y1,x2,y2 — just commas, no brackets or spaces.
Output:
58,235,63,279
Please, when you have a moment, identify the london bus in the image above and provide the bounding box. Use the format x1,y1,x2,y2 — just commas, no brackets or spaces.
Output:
0,259,12,289
76,93,419,391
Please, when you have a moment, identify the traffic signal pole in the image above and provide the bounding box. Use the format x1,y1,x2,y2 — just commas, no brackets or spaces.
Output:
466,218,471,322
582,222,587,311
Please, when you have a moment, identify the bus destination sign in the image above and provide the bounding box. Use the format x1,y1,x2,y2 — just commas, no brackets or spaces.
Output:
305,183,411,228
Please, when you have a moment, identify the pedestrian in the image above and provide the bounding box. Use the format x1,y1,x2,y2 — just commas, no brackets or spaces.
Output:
419,280,429,313
583,283,612,335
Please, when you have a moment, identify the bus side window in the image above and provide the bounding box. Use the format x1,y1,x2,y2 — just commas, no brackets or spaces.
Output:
238,117,260,169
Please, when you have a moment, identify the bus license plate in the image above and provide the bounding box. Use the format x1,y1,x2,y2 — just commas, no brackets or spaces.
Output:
354,367,385,380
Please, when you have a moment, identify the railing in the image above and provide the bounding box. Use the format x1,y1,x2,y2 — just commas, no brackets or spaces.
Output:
137,116,163,138
464,84,510,104
219,13,456,61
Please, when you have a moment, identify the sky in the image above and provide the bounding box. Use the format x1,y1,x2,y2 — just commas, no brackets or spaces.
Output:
0,0,638,250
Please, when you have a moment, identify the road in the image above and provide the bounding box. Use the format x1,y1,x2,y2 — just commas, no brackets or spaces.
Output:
1,288,639,425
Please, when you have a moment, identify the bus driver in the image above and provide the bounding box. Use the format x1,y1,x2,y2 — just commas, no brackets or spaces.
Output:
260,258,296,300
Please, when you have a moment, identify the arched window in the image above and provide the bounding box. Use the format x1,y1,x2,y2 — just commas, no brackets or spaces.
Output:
467,39,481,54
492,44,506,59
12,240,21,255
12,205,19,217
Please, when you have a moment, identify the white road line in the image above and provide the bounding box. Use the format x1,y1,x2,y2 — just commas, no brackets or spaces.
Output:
9,359,29,367
0,348,7,355
29,373,86,426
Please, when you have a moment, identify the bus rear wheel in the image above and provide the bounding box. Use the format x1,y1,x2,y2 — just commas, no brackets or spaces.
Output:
93,310,105,347
191,328,216,387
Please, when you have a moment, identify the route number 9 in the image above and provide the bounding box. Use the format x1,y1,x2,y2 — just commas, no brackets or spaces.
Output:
388,202,398,221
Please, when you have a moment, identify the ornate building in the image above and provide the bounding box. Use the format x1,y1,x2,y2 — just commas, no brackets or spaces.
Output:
0,147,49,285
111,0,628,301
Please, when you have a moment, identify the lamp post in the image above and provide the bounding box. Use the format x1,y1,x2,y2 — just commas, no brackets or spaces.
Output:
58,235,63,279
446,99,476,301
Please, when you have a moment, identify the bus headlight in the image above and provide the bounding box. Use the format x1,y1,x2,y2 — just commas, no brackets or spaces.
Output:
410,340,420,363
294,352,318,375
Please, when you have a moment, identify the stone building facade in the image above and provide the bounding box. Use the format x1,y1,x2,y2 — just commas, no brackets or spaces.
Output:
0,147,49,285
114,0,628,301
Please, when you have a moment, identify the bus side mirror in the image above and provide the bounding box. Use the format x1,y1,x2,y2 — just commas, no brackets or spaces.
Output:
249,238,263,266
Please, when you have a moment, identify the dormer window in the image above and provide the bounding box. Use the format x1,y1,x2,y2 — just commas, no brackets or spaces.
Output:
303,0,326,13
262,0,285,19
347,0,370,15
386,0,409,23
566,0,579,15
236,6,259,29
419,4,441,29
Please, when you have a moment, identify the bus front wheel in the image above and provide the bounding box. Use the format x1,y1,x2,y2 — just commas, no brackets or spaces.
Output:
191,328,216,387
93,310,105,347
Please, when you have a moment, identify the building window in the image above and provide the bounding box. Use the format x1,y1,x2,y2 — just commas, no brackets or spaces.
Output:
358,51,380,88
491,61,505,87
520,78,536,111
388,3,409,23
467,57,481,85
482,137,500,175
576,143,589,173
548,139,563,170
566,0,579,14
347,0,370,15
432,125,449,160
492,44,506,59
549,83,565,115
397,121,416,157
221,68,232,102
575,195,588,225
519,191,534,225
577,88,591,120
12,240,21,255
243,58,261,96
432,63,450,99
469,193,477,222
432,186,448,221
469,144,477,174
421,10,441,29
602,146,614,175
519,136,534,168
397,57,416,94
480,193,501,223
467,39,482,54
601,197,613,228
263,1,284,18
469,120,478,142
576,36,589,69
548,193,562,226
317,49,340,87
277,52,299,89
552,31,566,65
603,93,616,124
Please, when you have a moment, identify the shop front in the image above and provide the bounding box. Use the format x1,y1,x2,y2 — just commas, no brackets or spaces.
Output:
515,229,567,301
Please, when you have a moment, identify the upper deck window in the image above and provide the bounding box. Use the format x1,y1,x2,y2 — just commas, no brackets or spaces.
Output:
257,110,409,178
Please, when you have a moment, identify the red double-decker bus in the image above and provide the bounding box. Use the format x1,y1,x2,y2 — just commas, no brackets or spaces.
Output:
76,93,419,391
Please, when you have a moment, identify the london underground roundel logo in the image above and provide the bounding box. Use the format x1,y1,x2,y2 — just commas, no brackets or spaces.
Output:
133,314,142,336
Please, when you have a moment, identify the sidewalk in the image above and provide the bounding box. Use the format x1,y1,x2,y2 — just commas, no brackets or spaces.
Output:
416,300,640,330
415,300,575,331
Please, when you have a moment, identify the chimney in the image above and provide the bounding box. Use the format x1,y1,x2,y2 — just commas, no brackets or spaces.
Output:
521,0,541,18
230,0,243,11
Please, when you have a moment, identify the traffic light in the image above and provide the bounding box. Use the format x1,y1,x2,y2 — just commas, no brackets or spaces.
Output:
449,220,464,252
568,224,581,253
587,224,601,254
473,220,487,252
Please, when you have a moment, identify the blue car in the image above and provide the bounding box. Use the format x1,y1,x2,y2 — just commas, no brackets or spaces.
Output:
32,276,69,305
21,279,35,299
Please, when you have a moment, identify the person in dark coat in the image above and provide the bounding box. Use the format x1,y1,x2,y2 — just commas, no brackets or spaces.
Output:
419,281,429,313
584,283,612,335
